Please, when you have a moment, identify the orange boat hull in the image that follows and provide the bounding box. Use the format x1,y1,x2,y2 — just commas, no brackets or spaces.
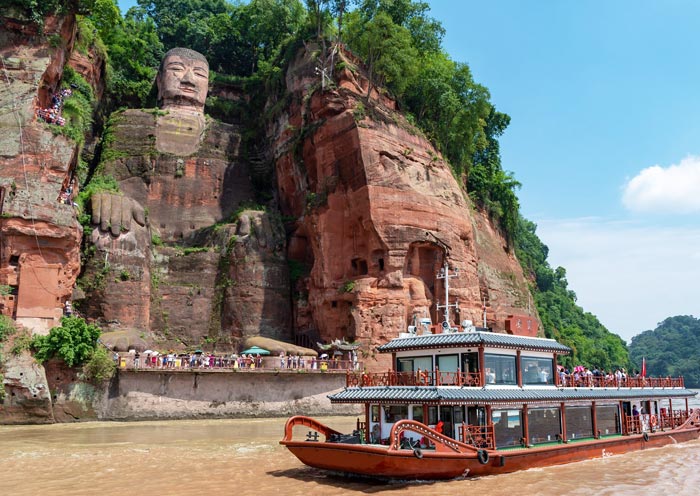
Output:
282,428,700,480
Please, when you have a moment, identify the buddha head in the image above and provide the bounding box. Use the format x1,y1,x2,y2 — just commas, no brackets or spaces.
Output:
156,47,209,111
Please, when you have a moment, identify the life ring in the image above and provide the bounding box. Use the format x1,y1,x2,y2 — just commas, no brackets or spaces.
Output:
413,448,423,459
650,415,658,428
643,432,649,442
477,449,490,465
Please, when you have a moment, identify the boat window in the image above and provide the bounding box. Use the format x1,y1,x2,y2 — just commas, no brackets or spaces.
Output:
371,405,380,423
492,409,523,448
384,405,408,423
397,356,432,373
428,406,438,425
484,354,517,385
596,405,621,436
527,407,561,445
565,406,593,440
520,356,554,385
411,406,424,423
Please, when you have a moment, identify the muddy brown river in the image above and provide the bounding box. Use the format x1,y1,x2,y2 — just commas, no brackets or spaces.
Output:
2,393,699,495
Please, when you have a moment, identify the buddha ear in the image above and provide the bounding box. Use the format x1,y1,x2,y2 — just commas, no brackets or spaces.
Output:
155,72,163,103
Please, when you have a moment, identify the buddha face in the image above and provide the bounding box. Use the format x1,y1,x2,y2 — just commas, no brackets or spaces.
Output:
157,52,209,111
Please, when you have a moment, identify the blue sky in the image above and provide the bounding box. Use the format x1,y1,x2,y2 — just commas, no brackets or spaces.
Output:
116,1,700,342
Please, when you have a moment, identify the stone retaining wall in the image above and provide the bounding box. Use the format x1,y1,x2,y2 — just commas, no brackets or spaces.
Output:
100,369,360,420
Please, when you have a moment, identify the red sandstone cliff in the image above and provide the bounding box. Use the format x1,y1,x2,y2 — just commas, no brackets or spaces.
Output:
0,14,85,334
271,47,536,369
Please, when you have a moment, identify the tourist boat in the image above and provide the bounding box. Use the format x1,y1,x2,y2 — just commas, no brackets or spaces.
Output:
281,270,700,480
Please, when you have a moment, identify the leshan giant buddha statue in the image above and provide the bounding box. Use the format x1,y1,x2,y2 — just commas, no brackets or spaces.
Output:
83,48,290,348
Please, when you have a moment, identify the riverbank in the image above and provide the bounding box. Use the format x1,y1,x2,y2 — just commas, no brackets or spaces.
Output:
1,360,360,424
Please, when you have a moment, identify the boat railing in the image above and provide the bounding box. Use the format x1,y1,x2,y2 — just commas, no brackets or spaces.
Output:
623,410,690,434
458,423,495,449
346,369,482,387
560,374,684,388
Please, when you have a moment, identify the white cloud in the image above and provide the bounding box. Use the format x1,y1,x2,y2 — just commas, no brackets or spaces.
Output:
535,217,700,343
622,155,700,213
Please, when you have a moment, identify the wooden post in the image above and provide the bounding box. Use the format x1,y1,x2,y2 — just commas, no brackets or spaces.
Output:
553,353,559,386
478,346,485,386
522,404,530,446
517,349,522,388
364,403,370,443
560,403,567,442
592,401,599,438
620,401,626,435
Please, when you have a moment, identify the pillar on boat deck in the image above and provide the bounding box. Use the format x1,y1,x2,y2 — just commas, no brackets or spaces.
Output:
592,401,599,438
560,403,567,442
553,353,559,386
516,350,522,388
478,346,485,386
364,404,370,443
620,401,627,435
685,398,689,415
522,404,530,446
669,398,673,422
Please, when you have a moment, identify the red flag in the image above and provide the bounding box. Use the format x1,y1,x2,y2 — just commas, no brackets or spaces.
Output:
641,357,647,378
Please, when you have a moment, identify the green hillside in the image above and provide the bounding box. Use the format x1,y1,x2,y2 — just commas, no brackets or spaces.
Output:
629,316,700,388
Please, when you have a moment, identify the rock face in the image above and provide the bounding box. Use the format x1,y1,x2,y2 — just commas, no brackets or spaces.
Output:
0,14,83,334
271,49,535,370
1,353,54,424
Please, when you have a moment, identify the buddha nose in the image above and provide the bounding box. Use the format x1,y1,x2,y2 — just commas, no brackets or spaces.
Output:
181,68,195,84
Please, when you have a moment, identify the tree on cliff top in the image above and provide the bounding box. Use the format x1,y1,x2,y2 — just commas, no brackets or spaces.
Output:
32,317,102,367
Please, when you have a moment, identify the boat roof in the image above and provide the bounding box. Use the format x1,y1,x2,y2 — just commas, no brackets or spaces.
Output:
376,331,572,355
329,386,697,404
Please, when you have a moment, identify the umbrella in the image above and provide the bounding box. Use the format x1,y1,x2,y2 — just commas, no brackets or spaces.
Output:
241,346,270,355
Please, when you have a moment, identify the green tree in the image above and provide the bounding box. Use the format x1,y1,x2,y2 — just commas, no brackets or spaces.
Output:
32,317,102,367
0,315,15,343
102,6,165,107
82,346,117,383
346,11,417,98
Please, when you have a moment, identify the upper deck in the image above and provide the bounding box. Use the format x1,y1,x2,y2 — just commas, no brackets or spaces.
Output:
377,330,572,355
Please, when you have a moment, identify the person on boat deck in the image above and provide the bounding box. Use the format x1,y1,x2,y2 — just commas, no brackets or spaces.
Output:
632,405,640,416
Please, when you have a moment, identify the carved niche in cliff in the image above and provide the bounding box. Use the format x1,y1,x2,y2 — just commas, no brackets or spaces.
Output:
82,48,290,349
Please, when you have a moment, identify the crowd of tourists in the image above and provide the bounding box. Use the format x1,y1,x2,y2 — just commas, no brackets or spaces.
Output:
559,365,650,387
118,350,359,372
36,88,73,126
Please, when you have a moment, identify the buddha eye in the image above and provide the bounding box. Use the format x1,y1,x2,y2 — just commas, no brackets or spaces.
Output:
166,63,185,72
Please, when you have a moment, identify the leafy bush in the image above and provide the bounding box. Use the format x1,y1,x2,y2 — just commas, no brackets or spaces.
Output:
48,66,95,145
0,315,16,343
32,317,102,367
82,346,116,384
10,328,32,356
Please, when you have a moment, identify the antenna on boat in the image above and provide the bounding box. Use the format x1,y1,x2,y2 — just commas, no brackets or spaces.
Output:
436,259,458,330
